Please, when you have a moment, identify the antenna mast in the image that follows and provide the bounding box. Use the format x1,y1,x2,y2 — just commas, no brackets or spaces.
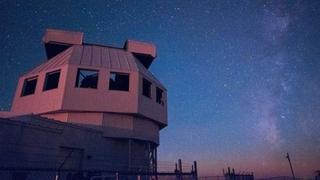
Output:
286,152,296,180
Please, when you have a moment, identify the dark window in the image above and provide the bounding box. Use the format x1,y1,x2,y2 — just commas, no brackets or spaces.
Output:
21,77,38,96
45,43,70,59
109,72,130,91
43,70,60,91
156,87,164,105
75,69,98,89
142,78,152,98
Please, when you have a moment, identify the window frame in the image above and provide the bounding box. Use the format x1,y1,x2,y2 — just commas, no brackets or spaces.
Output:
43,70,61,91
156,87,164,105
108,72,130,91
75,68,99,89
142,78,152,98
21,76,38,97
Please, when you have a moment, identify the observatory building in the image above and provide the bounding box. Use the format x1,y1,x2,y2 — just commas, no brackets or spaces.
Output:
0,29,167,172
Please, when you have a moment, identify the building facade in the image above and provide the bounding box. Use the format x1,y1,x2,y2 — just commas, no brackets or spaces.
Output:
0,29,167,173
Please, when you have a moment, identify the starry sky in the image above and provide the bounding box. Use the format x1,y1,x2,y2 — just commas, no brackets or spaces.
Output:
1,0,320,178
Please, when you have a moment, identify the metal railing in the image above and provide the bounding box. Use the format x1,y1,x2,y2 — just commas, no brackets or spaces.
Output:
0,167,197,180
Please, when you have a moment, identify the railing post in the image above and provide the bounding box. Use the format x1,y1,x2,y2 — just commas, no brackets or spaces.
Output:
116,172,119,180
193,161,198,180
55,172,59,180
178,159,183,180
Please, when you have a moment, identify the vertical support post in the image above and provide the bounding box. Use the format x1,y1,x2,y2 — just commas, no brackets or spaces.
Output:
116,172,119,180
178,159,182,172
175,163,179,180
148,142,151,172
178,159,183,180
55,174,59,180
155,147,158,177
128,139,132,171
193,161,198,180
154,146,158,174
286,152,296,180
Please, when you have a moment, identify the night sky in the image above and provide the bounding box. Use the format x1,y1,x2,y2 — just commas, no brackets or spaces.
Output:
1,0,320,178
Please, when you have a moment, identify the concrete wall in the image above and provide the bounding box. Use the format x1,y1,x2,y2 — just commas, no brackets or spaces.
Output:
61,64,139,114
11,65,69,116
137,73,167,127
0,116,156,171
41,112,159,144
11,63,167,127
103,114,159,144
10,53,167,127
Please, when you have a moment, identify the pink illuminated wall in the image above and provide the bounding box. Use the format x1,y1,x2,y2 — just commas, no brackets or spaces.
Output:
10,29,167,133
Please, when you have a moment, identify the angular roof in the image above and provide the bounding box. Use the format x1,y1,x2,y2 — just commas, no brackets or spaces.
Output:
69,45,138,70
42,29,156,68
24,44,165,89
26,46,74,75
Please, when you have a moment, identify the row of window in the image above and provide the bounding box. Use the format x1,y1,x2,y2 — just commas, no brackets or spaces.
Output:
21,69,165,105
142,78,164,104
74,69,130,91
21,70,60,96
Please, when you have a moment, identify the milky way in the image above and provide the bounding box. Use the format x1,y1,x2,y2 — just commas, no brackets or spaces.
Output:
0,0,320,178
